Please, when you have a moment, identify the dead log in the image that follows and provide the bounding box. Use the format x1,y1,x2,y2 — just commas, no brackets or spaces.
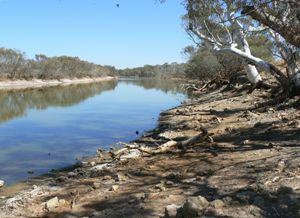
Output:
128,127,210,155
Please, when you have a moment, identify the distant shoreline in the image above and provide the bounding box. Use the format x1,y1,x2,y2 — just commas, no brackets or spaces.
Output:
0,76,117,91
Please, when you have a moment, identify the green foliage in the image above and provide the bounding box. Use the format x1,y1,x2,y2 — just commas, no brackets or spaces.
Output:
0,48,116,81
0,48,31,80
117,62,186,79
184,46,244,81
247,34,273,61
185,47,223,80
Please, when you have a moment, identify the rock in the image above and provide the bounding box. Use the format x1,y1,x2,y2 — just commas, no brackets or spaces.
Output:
134,193,146,200
210,199,225,209
56,176,68,183
0,180,4,188
241,139,250,145
110,185,119,192
222,196,232,204
62,214,78,218
117,173,128,182
92,182,101,189
45,196,60,211
128,199,136,204
103,175,113,180
165,204,180,218
182,195,209,217
165,180,175,186
68,172,76,177
154,183,166,191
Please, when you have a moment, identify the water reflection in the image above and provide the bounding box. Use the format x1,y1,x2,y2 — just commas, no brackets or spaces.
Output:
0,80,118,124
119,77,184,94
0,78,186,184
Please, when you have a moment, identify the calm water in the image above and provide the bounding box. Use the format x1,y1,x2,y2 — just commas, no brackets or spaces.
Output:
0,78,186,184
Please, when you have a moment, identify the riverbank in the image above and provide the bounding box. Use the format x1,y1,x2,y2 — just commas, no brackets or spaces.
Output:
1,84,300,218
0,77,117,91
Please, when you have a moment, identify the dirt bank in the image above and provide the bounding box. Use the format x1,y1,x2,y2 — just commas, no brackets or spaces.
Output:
0,85,300,218
0,77,116,91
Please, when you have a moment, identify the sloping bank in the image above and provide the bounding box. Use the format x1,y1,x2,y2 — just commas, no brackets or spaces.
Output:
0,77,116,91
1,86,300,218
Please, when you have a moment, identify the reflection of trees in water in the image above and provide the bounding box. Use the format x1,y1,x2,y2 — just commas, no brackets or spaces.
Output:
0,80,117,123
120,78,185,95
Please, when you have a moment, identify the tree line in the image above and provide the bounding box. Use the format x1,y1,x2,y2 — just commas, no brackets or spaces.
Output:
117,62,186,79
0,48,116,80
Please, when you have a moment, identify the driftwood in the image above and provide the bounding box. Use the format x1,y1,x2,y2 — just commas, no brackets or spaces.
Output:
118,127,211,156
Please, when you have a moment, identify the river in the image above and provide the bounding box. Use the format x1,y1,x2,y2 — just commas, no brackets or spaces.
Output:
0,78,187,185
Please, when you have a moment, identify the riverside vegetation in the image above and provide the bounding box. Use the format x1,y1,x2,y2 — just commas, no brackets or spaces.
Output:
0,0,300,217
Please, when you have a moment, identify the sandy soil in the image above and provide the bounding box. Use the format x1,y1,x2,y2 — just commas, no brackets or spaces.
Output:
0,84,300,218
0,77,116,90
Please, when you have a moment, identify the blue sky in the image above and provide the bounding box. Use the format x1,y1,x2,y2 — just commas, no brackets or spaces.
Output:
0,0,190,69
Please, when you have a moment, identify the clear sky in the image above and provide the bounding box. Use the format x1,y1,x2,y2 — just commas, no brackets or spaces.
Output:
0,0,190,69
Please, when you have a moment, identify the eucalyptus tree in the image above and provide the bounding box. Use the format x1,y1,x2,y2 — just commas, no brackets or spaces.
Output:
183,0,300,95
183,0,263,85
241,0,300,48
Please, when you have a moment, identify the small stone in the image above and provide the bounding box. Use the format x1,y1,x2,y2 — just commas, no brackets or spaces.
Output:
103,175,112,180
182,195,209,217
154,183,166,191
56,176,68,183
210,199,225,209
165,181,175,186
92,182,101,189
68,172,76,177
62,214,78,218
241,140,250,145
117,173,128,182
90,161,96,166
0,180,4,188
134,193,145,200
222,196,232,204
45,196,60,211
165,204,180,218
128,199,135,204
110,185,119,192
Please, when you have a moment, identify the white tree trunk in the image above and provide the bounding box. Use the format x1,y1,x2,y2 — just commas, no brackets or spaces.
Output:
244,64,262,84
221,46,290,91
234,20,262,84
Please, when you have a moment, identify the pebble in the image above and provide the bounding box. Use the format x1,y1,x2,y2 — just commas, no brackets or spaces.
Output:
110,185,119,192
92,182,101,189
45,196,60,211
116,173,128,182
182,195,209,217
165,204,180,218
210,199,225,209
0,180,5,188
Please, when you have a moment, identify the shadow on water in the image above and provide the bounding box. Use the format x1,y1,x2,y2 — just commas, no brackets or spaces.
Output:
0,80,118,124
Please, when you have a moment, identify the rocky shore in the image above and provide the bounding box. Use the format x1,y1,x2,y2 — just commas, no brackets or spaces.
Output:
0,85,300,218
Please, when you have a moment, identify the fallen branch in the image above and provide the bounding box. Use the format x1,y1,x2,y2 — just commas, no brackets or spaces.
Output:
126,127,210,155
